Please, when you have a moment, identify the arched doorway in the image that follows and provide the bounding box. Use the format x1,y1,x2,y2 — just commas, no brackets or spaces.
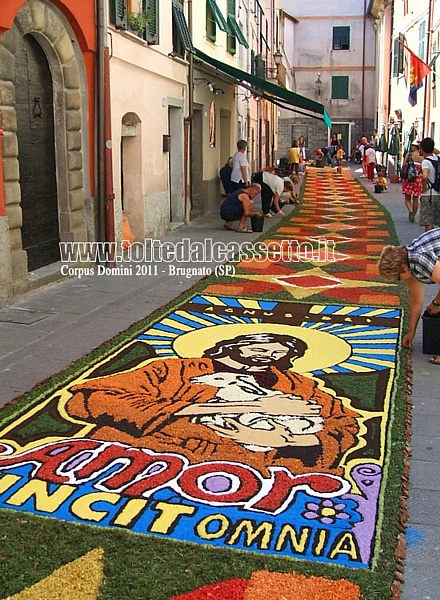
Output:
15,34,59,271
0,0,90,294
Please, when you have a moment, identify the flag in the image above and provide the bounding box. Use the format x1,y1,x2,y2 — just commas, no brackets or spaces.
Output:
408,51,431,106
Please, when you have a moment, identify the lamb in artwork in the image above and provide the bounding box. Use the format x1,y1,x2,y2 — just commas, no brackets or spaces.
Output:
189,372,323,451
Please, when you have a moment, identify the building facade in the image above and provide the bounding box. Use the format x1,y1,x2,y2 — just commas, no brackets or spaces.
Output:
373,0,439,176
0,0,96,306
0,0,330,308
277,0,377,159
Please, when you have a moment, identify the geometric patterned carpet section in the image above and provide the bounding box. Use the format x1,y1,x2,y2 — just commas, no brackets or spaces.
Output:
204,167,400,307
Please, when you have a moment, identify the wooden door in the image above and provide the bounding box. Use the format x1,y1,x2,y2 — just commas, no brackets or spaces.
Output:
15,34,60,271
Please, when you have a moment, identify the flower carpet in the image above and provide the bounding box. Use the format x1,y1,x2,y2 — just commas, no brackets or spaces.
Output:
0,167,409,599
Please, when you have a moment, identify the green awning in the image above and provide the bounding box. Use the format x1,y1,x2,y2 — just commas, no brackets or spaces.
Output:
195,49,332,128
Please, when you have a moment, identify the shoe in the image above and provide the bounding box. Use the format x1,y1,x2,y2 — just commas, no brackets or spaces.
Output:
276,210,285,216
429,356,440,365
408,212,415,222
236,227,253,233
264,213,273,218
223,222,236,231
359,175,366,178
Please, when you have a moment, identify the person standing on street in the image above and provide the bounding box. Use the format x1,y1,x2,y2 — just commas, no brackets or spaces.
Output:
401,143,422,222
378,228,440,363
230,140,251,193
364,143,377,180
219,157,234,195
288,140,301,176
418,137,440,231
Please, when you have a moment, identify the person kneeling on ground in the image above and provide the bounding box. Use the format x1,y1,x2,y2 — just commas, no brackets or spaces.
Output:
373,168,388,191
378,228,440,364
220,183,262,233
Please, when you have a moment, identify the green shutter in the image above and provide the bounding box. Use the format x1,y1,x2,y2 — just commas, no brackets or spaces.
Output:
172,3,195,53
227,0,235,15
255,54,266,79
419,21,426,59
227,16,248,48
332,76,349,99
110,0,128,29
145,0,158,44
393,35,405,77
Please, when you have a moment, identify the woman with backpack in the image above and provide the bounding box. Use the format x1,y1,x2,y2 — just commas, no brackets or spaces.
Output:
401,143,423,222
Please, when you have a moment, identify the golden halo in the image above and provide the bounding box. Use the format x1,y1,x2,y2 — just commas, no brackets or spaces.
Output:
172,323,351,373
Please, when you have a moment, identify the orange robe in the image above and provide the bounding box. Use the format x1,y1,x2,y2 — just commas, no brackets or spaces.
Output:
67,358,359,476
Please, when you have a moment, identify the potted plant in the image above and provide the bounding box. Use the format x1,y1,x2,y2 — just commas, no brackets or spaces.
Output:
127,6,151,36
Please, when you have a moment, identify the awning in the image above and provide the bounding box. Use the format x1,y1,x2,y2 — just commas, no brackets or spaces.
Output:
195,49,332,128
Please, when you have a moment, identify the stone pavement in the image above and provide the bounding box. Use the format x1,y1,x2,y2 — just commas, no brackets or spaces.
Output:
0,167,439,598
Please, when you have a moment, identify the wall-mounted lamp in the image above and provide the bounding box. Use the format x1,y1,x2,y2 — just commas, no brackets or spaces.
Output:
194,78,220,94
274,50,282,66
315,72,322,96
266,49,283,78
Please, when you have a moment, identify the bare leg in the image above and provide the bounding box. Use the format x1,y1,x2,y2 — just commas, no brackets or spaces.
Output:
238,198,255,229
404,194,415,221
412,196,419,218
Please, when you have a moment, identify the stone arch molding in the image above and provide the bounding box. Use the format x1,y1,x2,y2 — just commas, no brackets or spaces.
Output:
0,0,89,286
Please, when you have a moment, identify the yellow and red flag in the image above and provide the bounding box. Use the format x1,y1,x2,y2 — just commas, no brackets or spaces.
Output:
408,49,431,106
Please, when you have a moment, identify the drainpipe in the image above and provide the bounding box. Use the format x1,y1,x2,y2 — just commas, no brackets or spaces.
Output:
97,0,115,261
246,5,251,163
0,113,4,217
184,0,193,222
423,0,433,137
361,0,367,135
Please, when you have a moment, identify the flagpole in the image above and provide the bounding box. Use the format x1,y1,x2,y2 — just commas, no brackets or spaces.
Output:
423,0,433,137
397,39,432,70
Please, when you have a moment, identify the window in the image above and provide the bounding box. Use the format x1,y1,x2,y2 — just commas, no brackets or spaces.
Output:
332,76,349,99
109,0,158,44
206,0,229,43
419,21,426,60
226,0,236,54
226,0,249,54
333,27,350,50
206,0,216,42
393,34,405,77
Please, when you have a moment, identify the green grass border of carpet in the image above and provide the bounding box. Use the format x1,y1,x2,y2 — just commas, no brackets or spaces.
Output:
0,172,411,599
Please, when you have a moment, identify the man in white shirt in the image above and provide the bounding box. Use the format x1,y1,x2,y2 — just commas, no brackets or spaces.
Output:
230,140,251,192
419,137,440,231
